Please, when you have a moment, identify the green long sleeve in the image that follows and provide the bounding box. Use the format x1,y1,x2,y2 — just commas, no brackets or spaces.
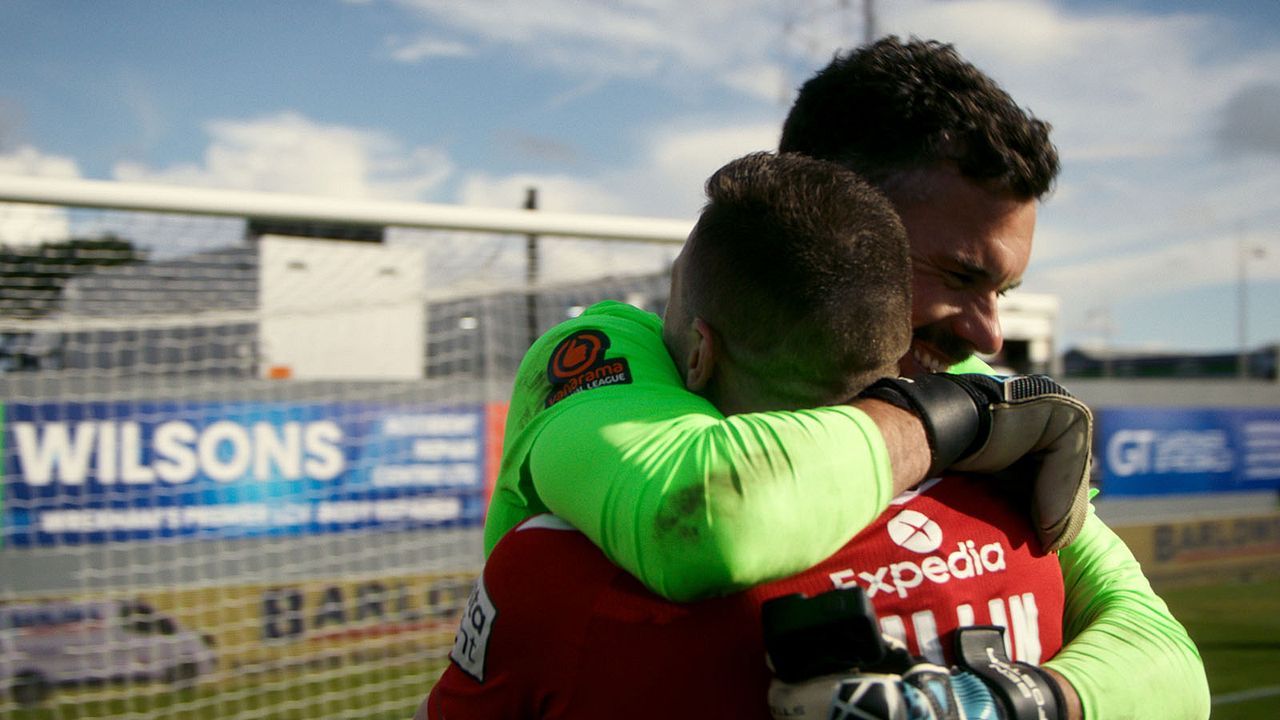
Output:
1046,508,1211,719
483,301,897,601
485,301,1209,715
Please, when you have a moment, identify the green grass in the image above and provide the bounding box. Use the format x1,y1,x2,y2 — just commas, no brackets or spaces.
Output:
3,658,448,720
1161,577,1280,720
7,579,1279,719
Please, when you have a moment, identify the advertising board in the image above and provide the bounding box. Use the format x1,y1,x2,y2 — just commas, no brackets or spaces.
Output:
2,401,498,546
1096,407,1280,496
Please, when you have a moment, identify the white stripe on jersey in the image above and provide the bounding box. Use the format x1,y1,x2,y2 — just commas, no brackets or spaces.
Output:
517,514,578,532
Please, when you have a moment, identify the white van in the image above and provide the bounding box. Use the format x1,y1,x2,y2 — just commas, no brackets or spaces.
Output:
0,599,217,706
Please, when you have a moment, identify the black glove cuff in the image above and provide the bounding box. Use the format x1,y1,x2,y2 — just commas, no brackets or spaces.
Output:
858,375,983,477
762,588,887,683
955,627,1067,720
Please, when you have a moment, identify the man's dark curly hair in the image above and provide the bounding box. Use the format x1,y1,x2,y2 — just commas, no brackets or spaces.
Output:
779,36,1059,200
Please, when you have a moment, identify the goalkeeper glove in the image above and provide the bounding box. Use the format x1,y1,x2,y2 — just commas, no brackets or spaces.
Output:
780,630,1066,720
823,663,1001,720
858,373,1092,551
763,588,1002,720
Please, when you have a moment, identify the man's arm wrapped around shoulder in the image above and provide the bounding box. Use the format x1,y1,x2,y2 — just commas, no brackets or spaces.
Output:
1044,507,1211,719
858,373,1093,552
485,303,901,601
487,303,1099,602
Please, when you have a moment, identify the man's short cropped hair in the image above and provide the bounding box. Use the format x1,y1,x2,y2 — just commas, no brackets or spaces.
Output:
681,151,910,406
780,36,1059,201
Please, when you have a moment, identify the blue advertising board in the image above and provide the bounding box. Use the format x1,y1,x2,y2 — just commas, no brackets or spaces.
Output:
1,401,489,546
1096,407,1280,496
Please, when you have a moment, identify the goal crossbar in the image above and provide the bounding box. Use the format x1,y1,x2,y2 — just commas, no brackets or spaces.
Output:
0,174,692,244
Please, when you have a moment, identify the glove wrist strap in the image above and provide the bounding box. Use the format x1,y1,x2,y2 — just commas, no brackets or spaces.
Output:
955,627,1066,720
859,375,982,477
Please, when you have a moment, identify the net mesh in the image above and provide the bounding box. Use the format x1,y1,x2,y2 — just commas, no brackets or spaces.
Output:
0,194,676,718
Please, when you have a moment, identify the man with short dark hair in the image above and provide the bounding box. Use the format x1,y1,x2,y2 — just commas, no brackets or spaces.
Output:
424,151,1069,719
662,153,911,415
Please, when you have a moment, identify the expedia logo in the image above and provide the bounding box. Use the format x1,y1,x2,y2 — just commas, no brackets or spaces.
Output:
887,510,943,553
829,510,1007,599
545,329,633,408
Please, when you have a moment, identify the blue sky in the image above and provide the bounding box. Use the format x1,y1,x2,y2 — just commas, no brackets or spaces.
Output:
1,0,1278,354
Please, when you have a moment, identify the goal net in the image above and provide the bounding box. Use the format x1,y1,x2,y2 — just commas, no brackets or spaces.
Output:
0,180,684,718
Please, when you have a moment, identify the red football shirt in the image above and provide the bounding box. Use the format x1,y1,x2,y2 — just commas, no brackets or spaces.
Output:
424,475,1064,719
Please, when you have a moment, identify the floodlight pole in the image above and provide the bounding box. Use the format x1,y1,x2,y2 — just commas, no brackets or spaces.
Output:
1236,229,1266,380
1238,234,1248,379
525,187,540,349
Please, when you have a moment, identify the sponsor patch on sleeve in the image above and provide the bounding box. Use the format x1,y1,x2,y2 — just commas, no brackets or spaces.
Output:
449,577,497,683
544,328,633,408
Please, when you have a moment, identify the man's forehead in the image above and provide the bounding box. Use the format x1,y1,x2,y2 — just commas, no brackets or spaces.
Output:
904,185,1036,283
946,246,1025,285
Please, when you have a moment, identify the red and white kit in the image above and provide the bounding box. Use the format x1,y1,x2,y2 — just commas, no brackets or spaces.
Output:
425,474,1064,719
765,474,1065,665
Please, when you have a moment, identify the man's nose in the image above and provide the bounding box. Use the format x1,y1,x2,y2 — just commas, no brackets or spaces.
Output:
957,293,1003,356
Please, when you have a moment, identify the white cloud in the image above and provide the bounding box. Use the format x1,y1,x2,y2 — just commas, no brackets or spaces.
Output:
1032,230,1278,304
1030,220,1280,348
368,0,1280,274
0,145,81,179
455,119,778,220
874,2,1214,163
1030,137,1280,270
387,35,472,62
112,112,454,201
86,104,771,223
826,1,1280,325
722,63,792,104
633,122,780,216
433,119,778,289
885,2,1280,185
10,0,1278,348
382,0,786,98
0,146,81,246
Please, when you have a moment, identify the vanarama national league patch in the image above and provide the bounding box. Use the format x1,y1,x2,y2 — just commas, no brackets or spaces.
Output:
545,329,633,407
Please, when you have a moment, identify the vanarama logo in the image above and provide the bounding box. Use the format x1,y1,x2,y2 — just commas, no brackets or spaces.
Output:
549,330,607,380
545,329,632,407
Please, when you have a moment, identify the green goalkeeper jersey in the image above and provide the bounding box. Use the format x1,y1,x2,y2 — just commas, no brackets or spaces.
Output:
485,301,1208,719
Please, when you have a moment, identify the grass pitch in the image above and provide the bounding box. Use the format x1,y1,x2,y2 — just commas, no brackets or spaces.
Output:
1161,577,1280,719
3,658,445,720
6,578,1278,719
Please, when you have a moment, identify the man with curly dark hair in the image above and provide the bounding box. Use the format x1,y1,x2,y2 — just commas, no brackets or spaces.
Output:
468,37,1208,720
780,37,1057,377
773,37,1206,719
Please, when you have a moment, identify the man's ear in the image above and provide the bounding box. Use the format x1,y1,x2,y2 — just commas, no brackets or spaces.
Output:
683,316,719,392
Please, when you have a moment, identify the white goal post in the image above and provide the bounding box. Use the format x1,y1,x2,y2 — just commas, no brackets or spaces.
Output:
0,174,687,718
0,174,692,243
